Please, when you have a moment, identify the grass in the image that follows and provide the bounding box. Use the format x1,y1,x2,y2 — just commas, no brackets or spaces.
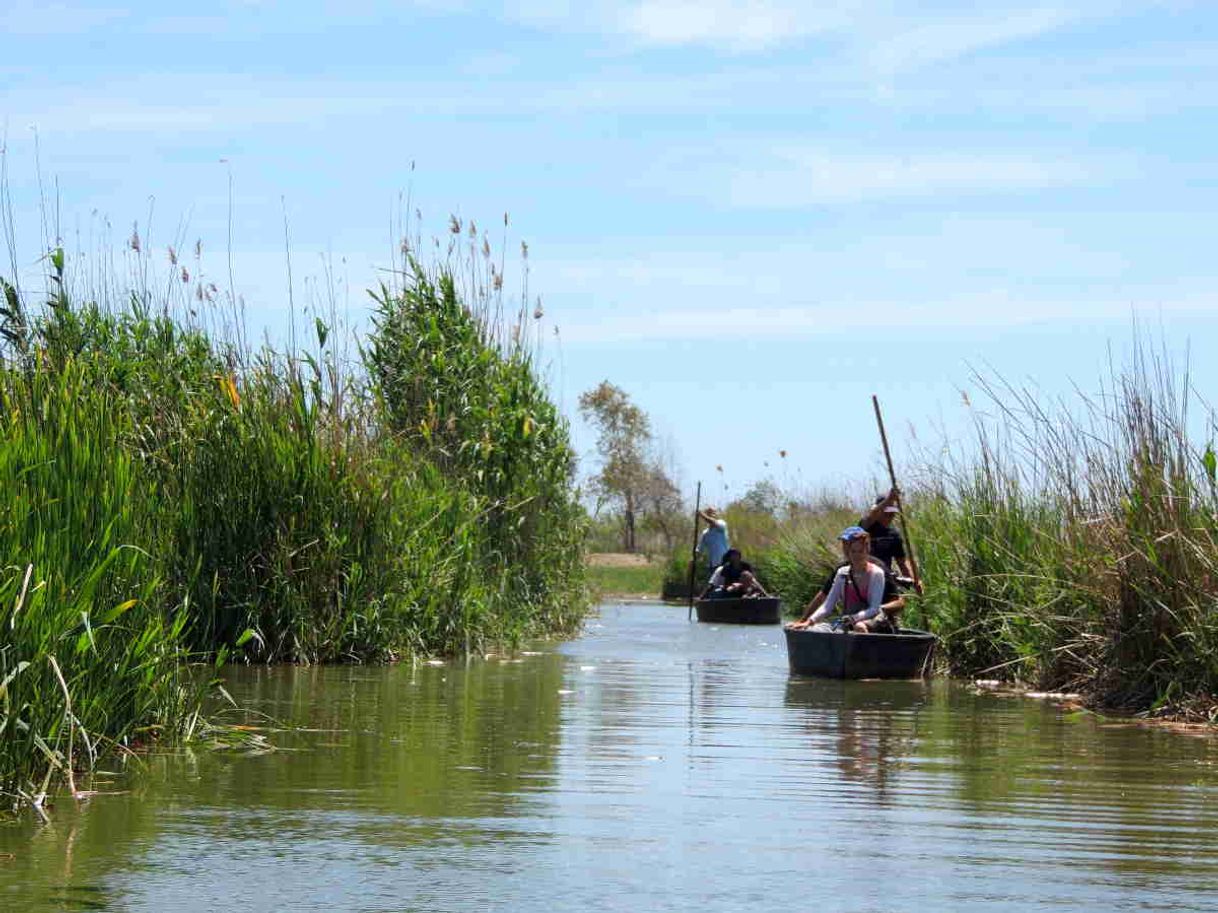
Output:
586,561,665,598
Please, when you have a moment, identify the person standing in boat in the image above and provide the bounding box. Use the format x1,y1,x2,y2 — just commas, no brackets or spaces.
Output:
792,527,903,632
695,507,730,576
859,488,921,593
703,548,768,599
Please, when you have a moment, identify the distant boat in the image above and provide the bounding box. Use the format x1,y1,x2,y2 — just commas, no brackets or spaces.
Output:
694,596,782,625
784,626,936,679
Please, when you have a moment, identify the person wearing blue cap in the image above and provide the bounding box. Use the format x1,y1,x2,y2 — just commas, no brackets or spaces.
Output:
788,526,904,632
789,524,889,627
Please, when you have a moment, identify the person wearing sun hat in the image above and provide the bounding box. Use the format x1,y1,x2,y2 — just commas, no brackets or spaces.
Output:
696,506,730,574
858,487,919,591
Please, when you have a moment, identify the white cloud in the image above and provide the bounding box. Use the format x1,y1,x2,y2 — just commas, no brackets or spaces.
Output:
556,290,1218,345
866,7,1080,76
642,145,1118,209
507,0,1124,65
1,2,128,35
614,0,818,52
732,149,1104,206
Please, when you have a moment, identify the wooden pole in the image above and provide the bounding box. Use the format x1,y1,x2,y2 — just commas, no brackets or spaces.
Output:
687,481,702,621
872,395,922,591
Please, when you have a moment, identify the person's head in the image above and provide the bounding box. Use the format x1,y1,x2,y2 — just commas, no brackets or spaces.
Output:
873,494,899,526
722,548,743,567
702,506,720,523
838,526,871,562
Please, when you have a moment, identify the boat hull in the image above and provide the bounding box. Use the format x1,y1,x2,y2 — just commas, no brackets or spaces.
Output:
694,597,782,625
784,626,936,679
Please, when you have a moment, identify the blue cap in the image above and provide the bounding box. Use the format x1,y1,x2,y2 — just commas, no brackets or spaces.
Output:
838,525,867,541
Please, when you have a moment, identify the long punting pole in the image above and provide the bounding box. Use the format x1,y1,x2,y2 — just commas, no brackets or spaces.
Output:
687,481,702,621
872,395,922,591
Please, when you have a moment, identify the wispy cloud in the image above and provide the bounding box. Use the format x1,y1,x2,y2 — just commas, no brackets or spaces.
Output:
556,290,1218,345
865,7,1081,76
613,1,830,52
644,145,1117,209
2,2,128,35
509,0,1116,65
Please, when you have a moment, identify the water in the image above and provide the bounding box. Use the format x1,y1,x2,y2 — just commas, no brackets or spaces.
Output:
2,601,1217,912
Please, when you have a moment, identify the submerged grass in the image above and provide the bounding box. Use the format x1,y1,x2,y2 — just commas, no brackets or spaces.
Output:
0,230,588,807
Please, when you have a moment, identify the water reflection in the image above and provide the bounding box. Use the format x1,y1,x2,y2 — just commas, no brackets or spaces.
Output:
783,678,930,802
0,602,1217,912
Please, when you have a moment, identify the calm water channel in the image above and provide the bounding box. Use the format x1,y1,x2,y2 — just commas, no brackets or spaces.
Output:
2,601,1218,912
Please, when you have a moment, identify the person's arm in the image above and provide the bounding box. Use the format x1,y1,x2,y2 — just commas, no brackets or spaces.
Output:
859,487,899,528
741,570,769,597
850,566,887,622
795,590,826,624
810,573,844,623
879,571,906,617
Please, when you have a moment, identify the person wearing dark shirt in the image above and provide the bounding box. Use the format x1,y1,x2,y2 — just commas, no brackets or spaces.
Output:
703,549,768,599
858,488,920,593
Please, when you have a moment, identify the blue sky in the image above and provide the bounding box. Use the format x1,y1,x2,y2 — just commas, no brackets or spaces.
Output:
4,1,1217,507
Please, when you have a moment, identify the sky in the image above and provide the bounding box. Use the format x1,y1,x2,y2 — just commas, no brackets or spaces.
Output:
3,0,1218,507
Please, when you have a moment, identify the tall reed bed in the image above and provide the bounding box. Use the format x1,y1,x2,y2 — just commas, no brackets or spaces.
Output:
662,346,1217,716
912,351,1218,713
0,232,587,806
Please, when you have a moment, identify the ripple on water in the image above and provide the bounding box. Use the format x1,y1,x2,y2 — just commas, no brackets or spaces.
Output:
1,601,1216,911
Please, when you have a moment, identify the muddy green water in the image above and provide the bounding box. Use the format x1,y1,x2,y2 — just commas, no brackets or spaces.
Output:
2,602,1218,912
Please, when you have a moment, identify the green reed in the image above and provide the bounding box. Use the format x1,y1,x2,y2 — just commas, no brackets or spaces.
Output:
658,343,1217,716
0,234,587,806
910,350,1218,714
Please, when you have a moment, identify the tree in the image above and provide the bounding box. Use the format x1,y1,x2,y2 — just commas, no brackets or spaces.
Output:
736,478,784,517
639,461,684,551
578,381,669,552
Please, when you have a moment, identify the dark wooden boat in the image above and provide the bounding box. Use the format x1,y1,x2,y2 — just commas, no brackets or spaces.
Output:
784,626,936,679
661,580,694,600
694,596,782,625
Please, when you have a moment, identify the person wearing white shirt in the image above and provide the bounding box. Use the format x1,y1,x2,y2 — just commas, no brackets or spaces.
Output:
803,526,904,633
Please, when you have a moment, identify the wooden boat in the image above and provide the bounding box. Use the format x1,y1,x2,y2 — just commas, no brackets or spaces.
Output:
694,596,782,625
661,580,694,600
784,625,936,679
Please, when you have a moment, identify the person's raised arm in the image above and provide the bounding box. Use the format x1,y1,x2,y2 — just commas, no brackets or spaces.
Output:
860,487,899,528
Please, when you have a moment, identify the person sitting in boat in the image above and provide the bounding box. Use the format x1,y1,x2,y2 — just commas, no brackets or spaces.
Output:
790,550,890,629
790,527,903,632
703,549,769,600
858,488,921,594
695,507,730,576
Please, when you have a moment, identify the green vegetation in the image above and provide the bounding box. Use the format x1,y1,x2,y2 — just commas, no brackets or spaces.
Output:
579,381,682,554
907,356,1218,715
658,352,1218,717
0,235,587,807
585,561,665,598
